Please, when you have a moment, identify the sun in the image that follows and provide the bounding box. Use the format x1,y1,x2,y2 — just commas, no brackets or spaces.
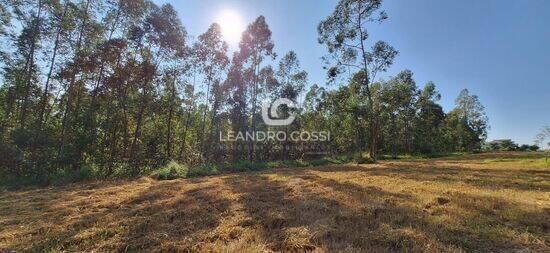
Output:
216,10,245,46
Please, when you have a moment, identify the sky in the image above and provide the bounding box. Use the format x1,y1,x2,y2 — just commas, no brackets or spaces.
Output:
154,0,550,145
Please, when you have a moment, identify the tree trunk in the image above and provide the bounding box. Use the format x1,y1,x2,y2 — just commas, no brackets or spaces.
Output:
130,79,150,167
249,55,260,161
88,2,121,131
19,0,43,127
59,0,91,157
166,76,176,159
179,74,196,161
199,69,213,159
38,2,68,126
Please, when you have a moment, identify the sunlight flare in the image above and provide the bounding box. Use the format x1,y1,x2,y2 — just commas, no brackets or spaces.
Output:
216,9,245,45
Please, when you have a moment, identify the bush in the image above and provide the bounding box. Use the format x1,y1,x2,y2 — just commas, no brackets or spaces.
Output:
150,161,188,180
266,161,283,168
48,166,95,185
352,152,374,164
108,162,134,179
281,160,309,168
333,154,352,163
188,164,220,177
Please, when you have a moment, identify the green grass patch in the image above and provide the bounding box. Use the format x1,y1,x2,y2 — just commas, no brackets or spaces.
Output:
150,160,188,180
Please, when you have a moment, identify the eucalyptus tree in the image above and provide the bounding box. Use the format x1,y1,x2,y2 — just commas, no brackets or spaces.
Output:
318,0,398,160
162,70,179,160
414,82,445,153
274,51,307,101
76,0,146,165
0,0,78,177
5,0,47,128
225,52,248,160
379,70,418,156
206,77,227,161
126,2,187,167
441,89,488,151
145,3,187,163
0,1,10,56
270,51,308,158
19,0,43,127
178,73,201,162
389,70,419,153
194,23,229,159
238,15,275,160
38,0,79,126
57,0,99,160
454,89,489,144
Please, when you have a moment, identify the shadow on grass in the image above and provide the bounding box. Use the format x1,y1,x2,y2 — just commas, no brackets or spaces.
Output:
298,161,550,192
1,159,548,252
0,179,232,252
222,169,549,252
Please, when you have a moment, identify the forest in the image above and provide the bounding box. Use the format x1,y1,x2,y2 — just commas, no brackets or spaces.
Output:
0,0,490,185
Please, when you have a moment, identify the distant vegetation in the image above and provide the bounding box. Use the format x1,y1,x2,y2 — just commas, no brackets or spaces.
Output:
0,0,500,186
485,139,540,152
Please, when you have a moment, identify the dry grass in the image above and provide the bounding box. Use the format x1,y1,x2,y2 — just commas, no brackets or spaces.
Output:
1,152,549,252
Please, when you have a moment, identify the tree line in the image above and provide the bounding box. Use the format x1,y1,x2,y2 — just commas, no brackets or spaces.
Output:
0,0,489,183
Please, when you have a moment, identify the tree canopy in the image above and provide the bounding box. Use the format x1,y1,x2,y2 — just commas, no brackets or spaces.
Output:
0,0,491,185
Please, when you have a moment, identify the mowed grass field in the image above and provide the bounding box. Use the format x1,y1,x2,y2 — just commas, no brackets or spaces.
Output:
1,152,548,252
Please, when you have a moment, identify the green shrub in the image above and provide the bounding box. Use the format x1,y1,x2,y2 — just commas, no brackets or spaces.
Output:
70,164,96,182
150,161,188,180
292,160,312,167
109,162,133,178
352,153,374,164
326,157,347,164
280,160,298,167
188,164,220,177
266,161,283,168
334,154,352,163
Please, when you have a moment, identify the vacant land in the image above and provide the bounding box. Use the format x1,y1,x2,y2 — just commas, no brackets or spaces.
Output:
1,152,548,252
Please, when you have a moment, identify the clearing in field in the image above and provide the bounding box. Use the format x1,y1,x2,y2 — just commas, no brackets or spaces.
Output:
0,152,549,252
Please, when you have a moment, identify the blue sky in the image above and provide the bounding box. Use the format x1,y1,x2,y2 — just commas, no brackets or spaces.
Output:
154,0,550,145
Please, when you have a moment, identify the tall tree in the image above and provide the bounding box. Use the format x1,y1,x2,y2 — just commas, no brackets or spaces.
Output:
57,0,96,160
0,1,10,48
379,70,418,157
226,52,248,161
238,15,275,160
414,82,445,153
38,0,76,126
16,0,45,127
274,51,307,101
194,23,229,159
271,51,307,159
318,0,398,160
454,89,489,144
126,2,187,167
